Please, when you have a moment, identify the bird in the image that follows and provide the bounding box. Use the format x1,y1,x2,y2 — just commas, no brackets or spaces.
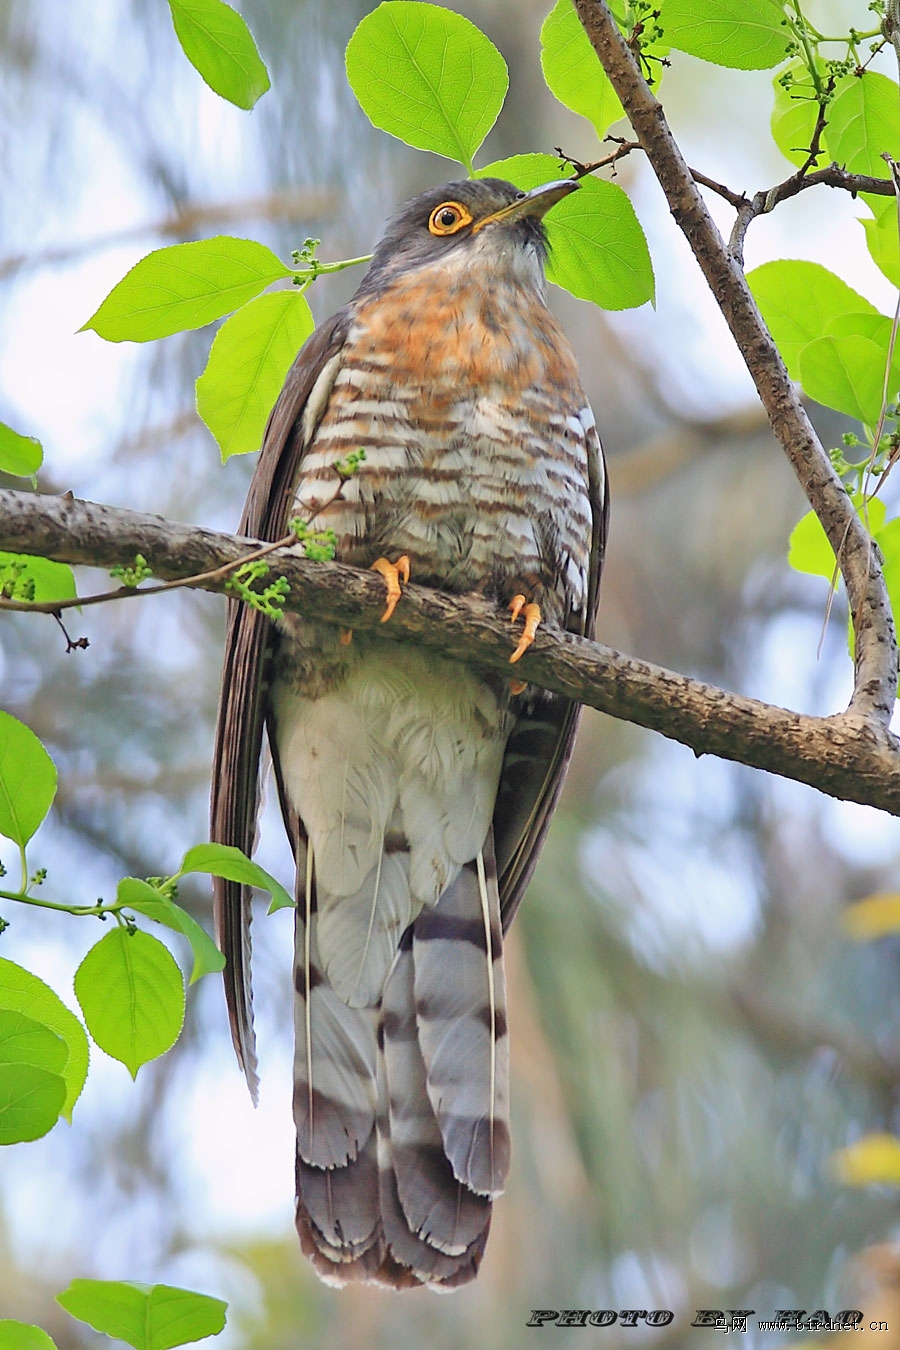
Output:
211,176,608,1289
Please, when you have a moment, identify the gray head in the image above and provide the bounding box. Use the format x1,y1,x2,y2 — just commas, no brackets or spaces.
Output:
355,177,578,297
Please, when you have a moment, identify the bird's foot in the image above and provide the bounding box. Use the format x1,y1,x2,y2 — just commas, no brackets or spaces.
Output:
371,555,411,622
509,595,541,664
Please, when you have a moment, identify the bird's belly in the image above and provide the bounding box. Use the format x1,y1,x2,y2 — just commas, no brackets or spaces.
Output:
270,636,513,924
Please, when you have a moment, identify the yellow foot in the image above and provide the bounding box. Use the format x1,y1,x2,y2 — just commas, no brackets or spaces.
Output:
339,628,353,646
509,595,541,664
371,555,410,623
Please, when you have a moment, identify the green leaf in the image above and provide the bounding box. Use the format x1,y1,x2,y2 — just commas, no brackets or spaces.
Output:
477,154,654,310
0,423,42,478
0,552,77,604
874,517,900,666
81,237,292,343
822,311,900,403
860,192,900,289
345,1,508,170
168,0,270,110
826,72,900,179
117,878,225,984
798,334,887,424
74,929,185,1078
788,495,885,578
0,957,90,1122
540,0,623,138
664,0,790,69
747,260,881,381
0,710,57,846
770,63,822,168
0,1321,59,1349
196,289,314,462
0,1011,68,1143
0,1009,67,1072
547,176,654,310
0,1063,66,1144
179,842,293,913
56,1281,227,1350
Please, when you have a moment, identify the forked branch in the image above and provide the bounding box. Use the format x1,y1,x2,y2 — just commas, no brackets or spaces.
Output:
573,0,899,727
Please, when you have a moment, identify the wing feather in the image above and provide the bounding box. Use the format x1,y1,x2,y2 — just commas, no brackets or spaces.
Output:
210,309,351,1095
495,416,608,931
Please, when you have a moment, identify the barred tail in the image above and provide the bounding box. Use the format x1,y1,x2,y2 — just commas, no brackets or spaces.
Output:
292,834,510,1288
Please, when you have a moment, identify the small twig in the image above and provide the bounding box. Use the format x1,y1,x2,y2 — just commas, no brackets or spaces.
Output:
856,37,889,72
794,81,833,178
0,475,350,622
53,611,89,652
554,139,641,179
0,532,297,617
729,80,832,264
730,163,894,262
688,169,747,210
556,139,747,207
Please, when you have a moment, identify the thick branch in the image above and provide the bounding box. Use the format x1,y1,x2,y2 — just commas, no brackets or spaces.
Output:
573,0,898,728
3,489,900,814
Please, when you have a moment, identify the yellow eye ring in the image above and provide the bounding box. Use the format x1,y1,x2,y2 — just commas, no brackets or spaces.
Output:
428,202,473,236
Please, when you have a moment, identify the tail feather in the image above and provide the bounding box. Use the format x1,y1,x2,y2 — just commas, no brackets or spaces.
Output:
293,833,509,1287
376,1153,489,1286
296,1134,381,1258
292,903,379,1169
381,928,492,1256
316,850,412,1008
413,841,510,1196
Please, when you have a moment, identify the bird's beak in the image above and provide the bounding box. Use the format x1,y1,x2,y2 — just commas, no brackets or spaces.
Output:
472,178,580,233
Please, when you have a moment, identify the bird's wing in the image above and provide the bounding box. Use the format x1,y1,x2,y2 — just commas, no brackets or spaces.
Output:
495,414,608,931
211,309,351,1098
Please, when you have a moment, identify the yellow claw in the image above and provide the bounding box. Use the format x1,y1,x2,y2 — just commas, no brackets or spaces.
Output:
371,555,411,623
509,595,541,664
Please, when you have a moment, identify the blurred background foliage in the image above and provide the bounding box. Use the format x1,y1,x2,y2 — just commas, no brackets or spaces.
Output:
2,0,900,1346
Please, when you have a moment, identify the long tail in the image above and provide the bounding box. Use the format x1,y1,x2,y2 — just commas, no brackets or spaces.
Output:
292,834,510,1289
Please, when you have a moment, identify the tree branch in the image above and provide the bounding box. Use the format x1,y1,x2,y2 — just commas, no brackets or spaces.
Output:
573,0,899,729
3,488,900,815
0,187,338,280
729,162,895,261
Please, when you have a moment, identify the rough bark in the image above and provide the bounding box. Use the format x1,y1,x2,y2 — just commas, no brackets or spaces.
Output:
3,488,900,816
573,0,899,726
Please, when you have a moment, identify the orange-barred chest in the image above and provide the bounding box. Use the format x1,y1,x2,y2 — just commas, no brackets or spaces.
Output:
292,268,595,623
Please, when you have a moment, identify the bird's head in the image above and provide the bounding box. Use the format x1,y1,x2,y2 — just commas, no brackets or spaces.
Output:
357,177,579,296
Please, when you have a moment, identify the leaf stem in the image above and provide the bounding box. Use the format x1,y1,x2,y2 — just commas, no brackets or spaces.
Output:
0,885,122,918
289,253,373,282
788,0,824,95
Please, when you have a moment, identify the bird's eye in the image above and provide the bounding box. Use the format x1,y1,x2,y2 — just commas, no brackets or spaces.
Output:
428,202,472,236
